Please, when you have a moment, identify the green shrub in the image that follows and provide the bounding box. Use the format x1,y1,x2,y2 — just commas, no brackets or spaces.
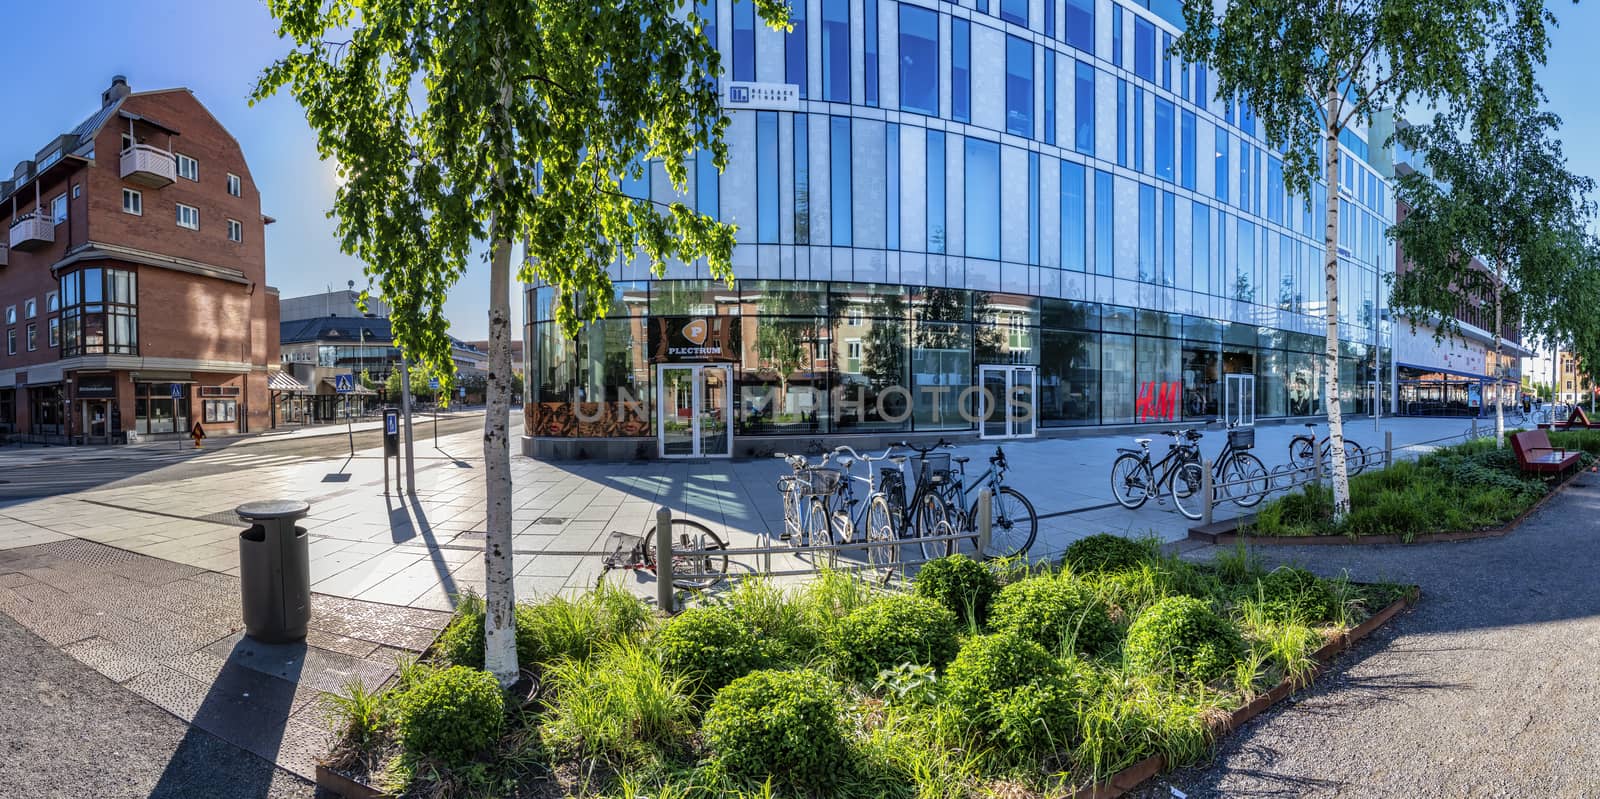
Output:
542,641,693,760
1255,566,1338,623
396,665,504,765
943,632,1088,754
1124,597,1244,684
435,593,541,669
703,669,846,787
914,554,999,625
989,573,1117,656
833,594,960,680
1063,534,1156,574
943,632,1060,714
654,606,763,694
993,661,1092,754
521,582,652,664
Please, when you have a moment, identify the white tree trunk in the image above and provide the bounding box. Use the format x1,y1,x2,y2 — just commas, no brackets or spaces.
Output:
1323,123,1351,520
483,228,518,686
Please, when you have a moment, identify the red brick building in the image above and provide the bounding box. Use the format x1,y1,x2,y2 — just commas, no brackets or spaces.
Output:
0,76,278,442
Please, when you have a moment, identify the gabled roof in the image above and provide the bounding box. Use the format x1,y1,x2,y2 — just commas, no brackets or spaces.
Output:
280,315,395,345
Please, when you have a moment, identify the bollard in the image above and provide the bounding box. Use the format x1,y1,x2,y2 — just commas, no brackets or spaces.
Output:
655,506,675,613
1384,430,1393,469
1471,417,1479,441
975,489,992,559
1201,459,1215,526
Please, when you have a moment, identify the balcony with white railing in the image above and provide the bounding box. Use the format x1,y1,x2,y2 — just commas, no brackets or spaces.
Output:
9,212,53,251
120,143,176,188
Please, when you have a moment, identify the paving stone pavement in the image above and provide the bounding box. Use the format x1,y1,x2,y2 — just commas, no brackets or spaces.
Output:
0,539,448,782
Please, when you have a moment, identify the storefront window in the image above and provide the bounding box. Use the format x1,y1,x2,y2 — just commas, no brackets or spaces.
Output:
1102,334,1135,424
742,315,830,434
134,383,189,435
832,286,910,432
1039,329,1098,426
911,317,970,430
1258,348,1286,417
1287,350,1320,416
1181,343,1220,419
1135,336,1181,420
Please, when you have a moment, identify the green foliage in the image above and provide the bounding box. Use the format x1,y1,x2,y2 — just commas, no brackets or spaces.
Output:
871,662,941,708
1255,567,1338,624
542,640,693,761
323,678,390,754
1063,534,1157,575
1124,597,1245,684
832,595,960,680
521,582,653,664
435,592,537,669
1072,668,1222,781
395,665,505,765
702,669,847,788
655,606,763,695
989,573,1117,656
914,554,999,627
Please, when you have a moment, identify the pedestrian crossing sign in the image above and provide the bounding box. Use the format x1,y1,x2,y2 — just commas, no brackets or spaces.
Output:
335,374,355,393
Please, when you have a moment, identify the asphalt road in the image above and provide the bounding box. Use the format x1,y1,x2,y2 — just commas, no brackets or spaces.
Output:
0,608,312,799
1136,475,1600,798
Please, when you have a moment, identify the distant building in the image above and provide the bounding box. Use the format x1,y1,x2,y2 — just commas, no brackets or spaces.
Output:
279,287,389,323
276,315,391,423
0,76,278,442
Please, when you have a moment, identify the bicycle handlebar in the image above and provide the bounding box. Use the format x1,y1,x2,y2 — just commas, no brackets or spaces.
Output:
895,438,952,455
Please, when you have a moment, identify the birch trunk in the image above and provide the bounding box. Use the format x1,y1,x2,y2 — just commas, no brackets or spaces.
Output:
1323,120,1351,520
483,226,518,686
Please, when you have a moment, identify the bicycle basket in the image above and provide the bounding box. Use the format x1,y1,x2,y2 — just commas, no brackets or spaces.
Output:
1228,427,1255,450
913,453,952,485
798,467,844,496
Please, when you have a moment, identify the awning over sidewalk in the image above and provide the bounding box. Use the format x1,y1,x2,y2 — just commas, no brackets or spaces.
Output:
319,377,377,395
268,371,310,393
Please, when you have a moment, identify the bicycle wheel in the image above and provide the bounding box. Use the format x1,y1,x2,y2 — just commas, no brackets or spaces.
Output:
1343,439,1367,476
973,486,1038,559
913,493,953,562
863,494,897,575
1110,453,1154,509
1222,452,1270,508
1288,436,1317,470
804,497,835,566
780,481,803,543
1170,462,1207,521
643,519,728,590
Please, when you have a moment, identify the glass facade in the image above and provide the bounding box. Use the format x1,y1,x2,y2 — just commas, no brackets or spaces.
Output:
526,0,1396,444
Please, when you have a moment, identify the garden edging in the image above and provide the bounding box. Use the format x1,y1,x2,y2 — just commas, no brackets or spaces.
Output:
1068,589,1418,799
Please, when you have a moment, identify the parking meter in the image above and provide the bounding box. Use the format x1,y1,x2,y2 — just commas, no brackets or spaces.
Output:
383,408,400,457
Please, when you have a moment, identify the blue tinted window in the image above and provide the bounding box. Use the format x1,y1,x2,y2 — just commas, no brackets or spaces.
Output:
794,116,809,243
1043,50,1056,144
1116,80,1128,167
1267,156,1283,224
965,138,1001,260
1044,0,1055,39
698,0,717,61
1180,110,1196,190
1064,0,1094,53
1194,63,1207,111
696,149,718,220
899,6,939,116
1192,202,1210,293
927,131,946,253
864,0,879,106
1133,17,1154,82
1138,184,1155,281
1240,100,1255,138
1005,36,1033,137
831,117,852,245
786,1,807,96
1028,152,1040,264
952,19,971,123
1161,32,1172,90
1238,141,1251,211
621,156,648,199
733,0,754,81
888,124,900,249
1074,61,1094,154
1002,0,1027,26
1235,217,1254,301
1095,169,1114,275
1133,86,1145,173
1112,5,1123,68
1214,128,1229,203
757,112,778,242
1154,97,1173,182
1061,160,1086,271
1162,191,1175,285
822,0,849,102
1180,61,1189,101
1224,95,1235,126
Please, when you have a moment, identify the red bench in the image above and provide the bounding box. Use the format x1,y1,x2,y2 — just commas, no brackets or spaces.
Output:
1510,430,1581,478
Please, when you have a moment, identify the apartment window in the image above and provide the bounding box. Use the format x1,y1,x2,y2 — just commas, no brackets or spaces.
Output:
227,218,243,243
48,318,59,348
5,329,12,356
1161,32,1173,90
73,184,81,199
176,153,199,181
177,203,200,230
1116,80,1128,167
1028,152,1040,264
1061,160,1086,272
822,0,850,102
1180,111,1197,190
122,188,142,216
899,5,939,116
1138,184,1155,281
4,306,13,325
888,124,901,249
1001,0,1027,26
25,324,35,352
696,148,719,221
786,0,807,96
1064,0,1094,54
732,0,754,81
24,299,36,319
1134,17,1155,81
227,173,241,197
863,0,879,106
121,134,134,152
1044,0,1055,38
1075,61,1095,155
47,291,58,313
830,117,852,246
952,19,971,123
1192,202,1211,293
51,193,67,225
1195,64,1207,111
1155,97,1174,182
60,267,138,357
1005,36,1033,137
1133,86,1145,173
965,138,1000,260
927,130,946,253
757,112,779,243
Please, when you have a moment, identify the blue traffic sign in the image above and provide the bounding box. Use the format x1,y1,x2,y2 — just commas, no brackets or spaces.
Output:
334,374,356,393
385,412,398,435
428,377,440,390
170,383,183,399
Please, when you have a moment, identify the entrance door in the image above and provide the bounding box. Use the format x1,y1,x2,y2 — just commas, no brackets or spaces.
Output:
657,364,732,458
978,365,1038,439
1224,373,1256,427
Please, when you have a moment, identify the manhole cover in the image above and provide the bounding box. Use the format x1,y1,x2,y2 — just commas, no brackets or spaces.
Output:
534,517,566,525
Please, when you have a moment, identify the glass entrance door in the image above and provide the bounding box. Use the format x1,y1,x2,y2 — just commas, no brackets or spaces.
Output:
657,364,733,458
978,365,1038,439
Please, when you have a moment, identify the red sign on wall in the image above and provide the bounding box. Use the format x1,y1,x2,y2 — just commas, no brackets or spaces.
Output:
1136,381,1182,422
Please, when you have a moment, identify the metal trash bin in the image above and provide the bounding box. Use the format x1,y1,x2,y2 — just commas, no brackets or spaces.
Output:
237,499,312,643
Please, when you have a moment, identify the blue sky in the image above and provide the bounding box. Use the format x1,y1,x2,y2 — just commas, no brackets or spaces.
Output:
1,0,1596,343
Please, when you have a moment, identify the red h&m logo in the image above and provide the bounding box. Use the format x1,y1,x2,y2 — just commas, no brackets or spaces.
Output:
1136,381,1182,422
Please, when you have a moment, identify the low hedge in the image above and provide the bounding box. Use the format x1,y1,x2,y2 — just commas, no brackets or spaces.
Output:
914,554,999,625
989,573,1118,656
395,665,504,765
703,669,846,787
1124,597,1244,683
654,606,763,695
832,594,959,679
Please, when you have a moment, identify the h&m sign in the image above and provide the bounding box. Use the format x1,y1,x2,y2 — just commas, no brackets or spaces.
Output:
1136,381,1183,422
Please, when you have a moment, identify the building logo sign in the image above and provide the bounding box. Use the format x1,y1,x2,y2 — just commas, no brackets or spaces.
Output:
723,82,800,111
1136,381,1182,422
651,316,738,363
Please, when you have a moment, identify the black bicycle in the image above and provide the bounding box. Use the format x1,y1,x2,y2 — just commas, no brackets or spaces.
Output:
868,440,958,570
1288,423,1369,476
1110,428,1204,512
1169,422,1270,520
935,446,1038,559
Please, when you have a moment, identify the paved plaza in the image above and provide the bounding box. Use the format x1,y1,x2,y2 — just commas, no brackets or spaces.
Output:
0,414,1487,609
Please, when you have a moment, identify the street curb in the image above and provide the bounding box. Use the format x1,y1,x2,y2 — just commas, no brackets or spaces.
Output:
1069,589,1418,799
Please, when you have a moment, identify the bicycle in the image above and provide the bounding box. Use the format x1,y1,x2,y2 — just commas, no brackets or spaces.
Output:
1169,422,1270,520
597,518,729,591
935,446,1038,559
1287,423,1369,476
1109,428,1205,513
776,452,844,554
812,445,901,571
869,440,959,569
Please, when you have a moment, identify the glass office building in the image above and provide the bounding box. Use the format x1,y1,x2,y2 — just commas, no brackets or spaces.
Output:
524,0,1394,458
